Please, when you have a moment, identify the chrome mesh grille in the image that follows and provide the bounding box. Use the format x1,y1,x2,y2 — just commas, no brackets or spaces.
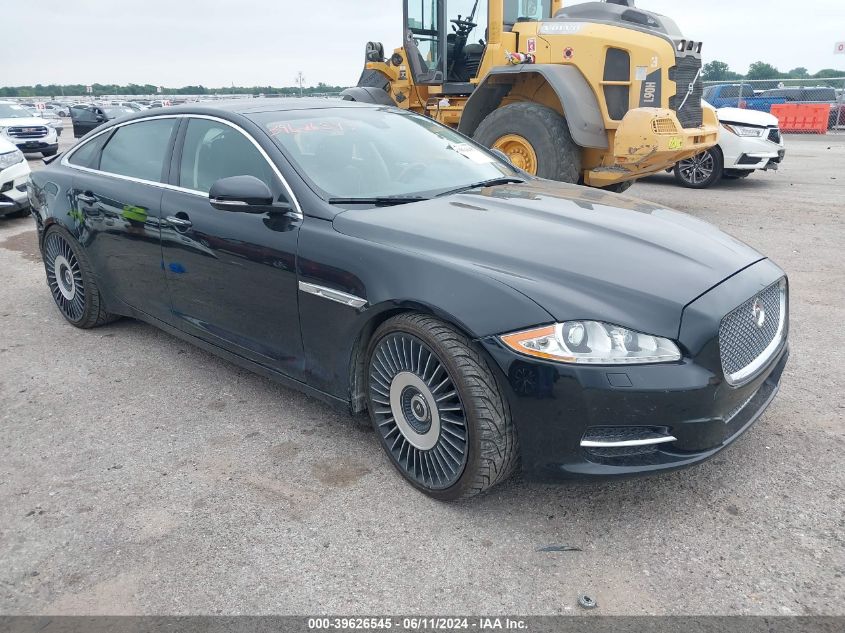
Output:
719,281,785,384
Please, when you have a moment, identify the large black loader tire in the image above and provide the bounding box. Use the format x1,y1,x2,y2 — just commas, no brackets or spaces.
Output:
473,102,582,184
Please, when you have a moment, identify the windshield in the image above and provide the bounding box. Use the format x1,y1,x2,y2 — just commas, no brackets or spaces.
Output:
0,103,36,119
252,107,518,200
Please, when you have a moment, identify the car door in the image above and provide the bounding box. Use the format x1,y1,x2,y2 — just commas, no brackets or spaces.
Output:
68,117,179,320
70,106,103,138
159,115,304,376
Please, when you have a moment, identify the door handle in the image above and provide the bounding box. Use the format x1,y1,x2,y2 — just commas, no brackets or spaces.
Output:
166,215,193,229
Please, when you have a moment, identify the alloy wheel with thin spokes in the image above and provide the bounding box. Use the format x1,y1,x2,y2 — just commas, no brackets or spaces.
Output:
369,332,469,491
44,231,86,322
678,152,714,185
674,147,723,189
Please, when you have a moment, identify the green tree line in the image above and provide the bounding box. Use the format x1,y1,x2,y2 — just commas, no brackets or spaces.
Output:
702,61,845,82
0,82,350,98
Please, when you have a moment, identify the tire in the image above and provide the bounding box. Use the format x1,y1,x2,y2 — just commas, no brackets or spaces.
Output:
673,146,724,189
42,226,118,329
366,313,519,500
473,102,582,183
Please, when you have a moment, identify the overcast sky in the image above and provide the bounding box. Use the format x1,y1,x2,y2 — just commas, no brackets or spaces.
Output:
1,0,843,88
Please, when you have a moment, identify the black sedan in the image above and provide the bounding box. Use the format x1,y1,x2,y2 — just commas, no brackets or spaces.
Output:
27,100,789,500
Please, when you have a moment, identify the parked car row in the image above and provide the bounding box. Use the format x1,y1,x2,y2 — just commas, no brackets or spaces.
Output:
703,84,845,128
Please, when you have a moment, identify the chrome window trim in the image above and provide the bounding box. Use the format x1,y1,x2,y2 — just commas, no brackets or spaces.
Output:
60,113,303,218
724,280,788,387
298,281,367,309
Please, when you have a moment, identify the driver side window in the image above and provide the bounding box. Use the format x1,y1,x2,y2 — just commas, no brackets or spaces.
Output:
178,118,274,194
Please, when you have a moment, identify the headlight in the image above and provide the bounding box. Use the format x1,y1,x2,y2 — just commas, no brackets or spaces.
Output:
0,149,25,169
722,123,766,138
500,322,682,365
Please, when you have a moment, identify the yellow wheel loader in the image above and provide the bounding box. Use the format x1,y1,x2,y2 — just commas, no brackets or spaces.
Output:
343,0,719,191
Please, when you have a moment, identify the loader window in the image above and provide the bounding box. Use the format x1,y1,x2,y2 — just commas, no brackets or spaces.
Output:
504,0,550,25
407,0,444,82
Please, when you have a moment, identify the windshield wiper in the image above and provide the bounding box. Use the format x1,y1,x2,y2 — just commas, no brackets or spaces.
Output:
328,196,429,207
436,177,526,197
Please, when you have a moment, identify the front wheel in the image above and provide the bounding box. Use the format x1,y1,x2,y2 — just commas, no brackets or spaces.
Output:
673,147,724,189
366,314,519,500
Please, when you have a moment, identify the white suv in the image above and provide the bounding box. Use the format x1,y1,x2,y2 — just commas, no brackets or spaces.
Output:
0,100,59,158
0,136,31,218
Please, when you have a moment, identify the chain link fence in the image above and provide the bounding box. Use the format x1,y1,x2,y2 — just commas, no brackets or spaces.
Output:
702,77,845,133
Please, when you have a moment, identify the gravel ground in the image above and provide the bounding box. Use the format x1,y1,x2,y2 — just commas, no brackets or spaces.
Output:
0,130,843,616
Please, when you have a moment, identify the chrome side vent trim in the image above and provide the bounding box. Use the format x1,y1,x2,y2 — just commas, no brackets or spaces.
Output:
299,281,367,309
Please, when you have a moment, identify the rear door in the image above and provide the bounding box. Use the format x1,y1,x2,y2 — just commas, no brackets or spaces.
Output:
159,115,304,376
68,117,179,320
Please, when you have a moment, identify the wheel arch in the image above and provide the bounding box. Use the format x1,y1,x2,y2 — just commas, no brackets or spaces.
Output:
458,65,609,150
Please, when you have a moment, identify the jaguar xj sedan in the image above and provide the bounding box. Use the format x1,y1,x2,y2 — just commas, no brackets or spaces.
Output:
27,99,789,500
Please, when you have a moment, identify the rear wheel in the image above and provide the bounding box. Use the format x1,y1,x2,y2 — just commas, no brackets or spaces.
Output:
674,146,724,189
473,102,582,183
366,314,519,500
43,227,118,329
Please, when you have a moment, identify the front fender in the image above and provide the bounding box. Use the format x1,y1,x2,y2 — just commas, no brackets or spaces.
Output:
296,218,553,401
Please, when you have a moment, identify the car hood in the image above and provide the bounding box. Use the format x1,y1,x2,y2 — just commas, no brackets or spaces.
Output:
717,107,779,127
0,116,51,127
332,181,764,338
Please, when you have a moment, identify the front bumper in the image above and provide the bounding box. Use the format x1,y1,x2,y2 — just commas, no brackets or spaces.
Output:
585,107,720,187
480,259,789,480
0,161,31,216
723,128,786,171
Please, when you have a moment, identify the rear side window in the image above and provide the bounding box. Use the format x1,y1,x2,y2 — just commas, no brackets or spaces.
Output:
178,118,273,193
740,85,755,98
720,86,739,98
68,133,110,169
99,118,177,183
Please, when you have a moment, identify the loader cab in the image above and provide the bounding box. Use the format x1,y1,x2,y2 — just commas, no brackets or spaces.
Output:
403,0,550,88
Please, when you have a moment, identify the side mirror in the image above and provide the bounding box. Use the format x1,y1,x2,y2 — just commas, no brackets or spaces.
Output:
95,115,105,122
209,175,276,212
